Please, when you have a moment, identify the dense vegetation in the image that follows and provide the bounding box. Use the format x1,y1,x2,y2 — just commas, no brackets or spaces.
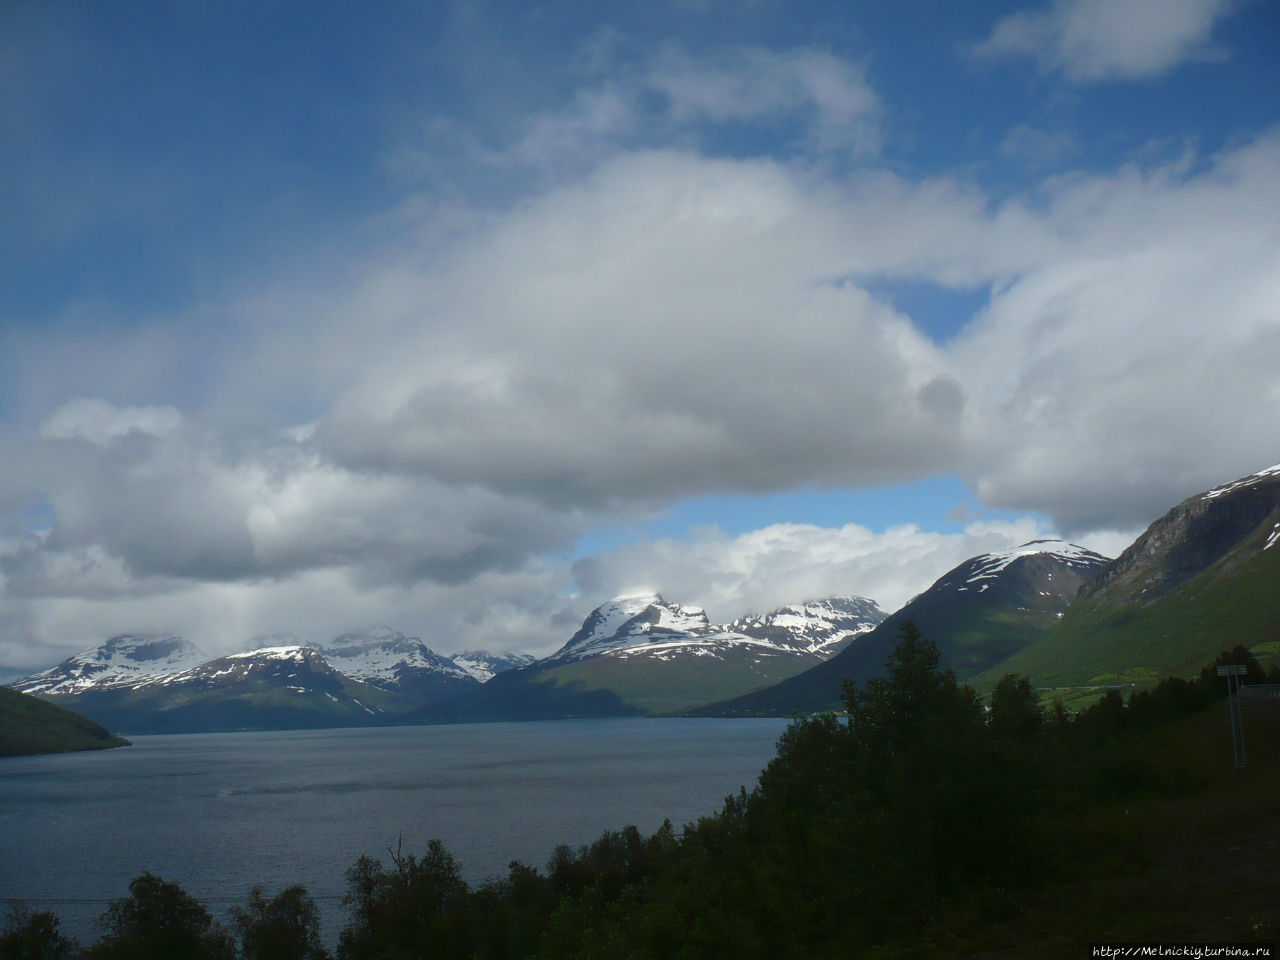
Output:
5,622,1275,958
0,687,129,757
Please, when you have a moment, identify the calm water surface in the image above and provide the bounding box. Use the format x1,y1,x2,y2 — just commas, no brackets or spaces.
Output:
0,718,788,944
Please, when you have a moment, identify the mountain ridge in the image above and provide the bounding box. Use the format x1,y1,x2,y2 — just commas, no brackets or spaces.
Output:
691,539,1110,717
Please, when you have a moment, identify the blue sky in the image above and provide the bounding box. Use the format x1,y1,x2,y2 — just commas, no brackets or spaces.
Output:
2,0,1278,672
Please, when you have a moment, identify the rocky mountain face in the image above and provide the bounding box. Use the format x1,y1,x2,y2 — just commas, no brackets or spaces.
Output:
1079,465,1280,607
694,540,1110,717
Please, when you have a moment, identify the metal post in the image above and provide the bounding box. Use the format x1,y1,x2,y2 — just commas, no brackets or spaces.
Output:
1218,664,1247,769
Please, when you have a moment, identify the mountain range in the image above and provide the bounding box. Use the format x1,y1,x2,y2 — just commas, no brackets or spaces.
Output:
10,463,1280,734
412,594,887,721
10,631,534,735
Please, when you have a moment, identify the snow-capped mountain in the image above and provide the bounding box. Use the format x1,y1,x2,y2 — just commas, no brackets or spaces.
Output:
13,635,208,696
418,592,887,722
544,592,886,666
9,628,542,733
42,645,407,735
450,650,537,683
547,594,718,664
316,627,481,703
930,540,1110,602
727,597,886,656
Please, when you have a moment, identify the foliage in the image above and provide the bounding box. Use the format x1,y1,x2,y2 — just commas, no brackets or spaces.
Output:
231,885,330,960
0,905,77,960
337,838,470,960
82,872,233,960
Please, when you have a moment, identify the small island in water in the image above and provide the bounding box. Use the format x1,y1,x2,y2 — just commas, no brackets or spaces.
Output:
0,686,129,757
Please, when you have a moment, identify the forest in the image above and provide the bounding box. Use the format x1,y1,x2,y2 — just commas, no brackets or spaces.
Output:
3,622,1276,959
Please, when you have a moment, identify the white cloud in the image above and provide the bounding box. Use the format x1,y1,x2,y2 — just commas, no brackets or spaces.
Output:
976,0,1236,82
0,561,583,676
40,398,183,445
317,150,967,505
952,132,1280,531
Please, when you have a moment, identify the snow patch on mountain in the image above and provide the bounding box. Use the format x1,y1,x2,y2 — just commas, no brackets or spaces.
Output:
450,650,537,683
963,540,1108,586
727,597,885,655
1266,522,1280,551
317,628,472,686
1202,463,1280,500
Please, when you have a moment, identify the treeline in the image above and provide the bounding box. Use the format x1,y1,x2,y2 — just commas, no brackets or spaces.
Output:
2,623,1264,960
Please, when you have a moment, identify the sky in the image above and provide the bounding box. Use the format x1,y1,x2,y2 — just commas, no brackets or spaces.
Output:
2,0,1279,676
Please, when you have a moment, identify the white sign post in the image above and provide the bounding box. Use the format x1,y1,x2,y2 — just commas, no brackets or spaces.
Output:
1217,664,1247,768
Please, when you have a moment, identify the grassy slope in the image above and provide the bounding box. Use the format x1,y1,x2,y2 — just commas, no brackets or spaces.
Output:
970,540,1280,700
536,647,822,715
0,686,130,756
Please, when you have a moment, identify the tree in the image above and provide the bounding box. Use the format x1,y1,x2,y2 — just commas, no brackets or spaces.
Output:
0,905,76,960
989,673,1045,743
231,886,330,960
338,838,472,960
839,620,987,918
83,872,233,960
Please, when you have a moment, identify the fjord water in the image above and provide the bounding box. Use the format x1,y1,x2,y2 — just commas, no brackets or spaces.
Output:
0,717,788,944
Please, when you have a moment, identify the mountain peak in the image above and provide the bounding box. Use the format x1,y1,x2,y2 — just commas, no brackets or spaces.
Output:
548,594,715,663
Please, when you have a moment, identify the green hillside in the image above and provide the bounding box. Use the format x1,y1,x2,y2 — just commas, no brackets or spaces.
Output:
0,686,130,756
534,645,821,715
972,530,1280,701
